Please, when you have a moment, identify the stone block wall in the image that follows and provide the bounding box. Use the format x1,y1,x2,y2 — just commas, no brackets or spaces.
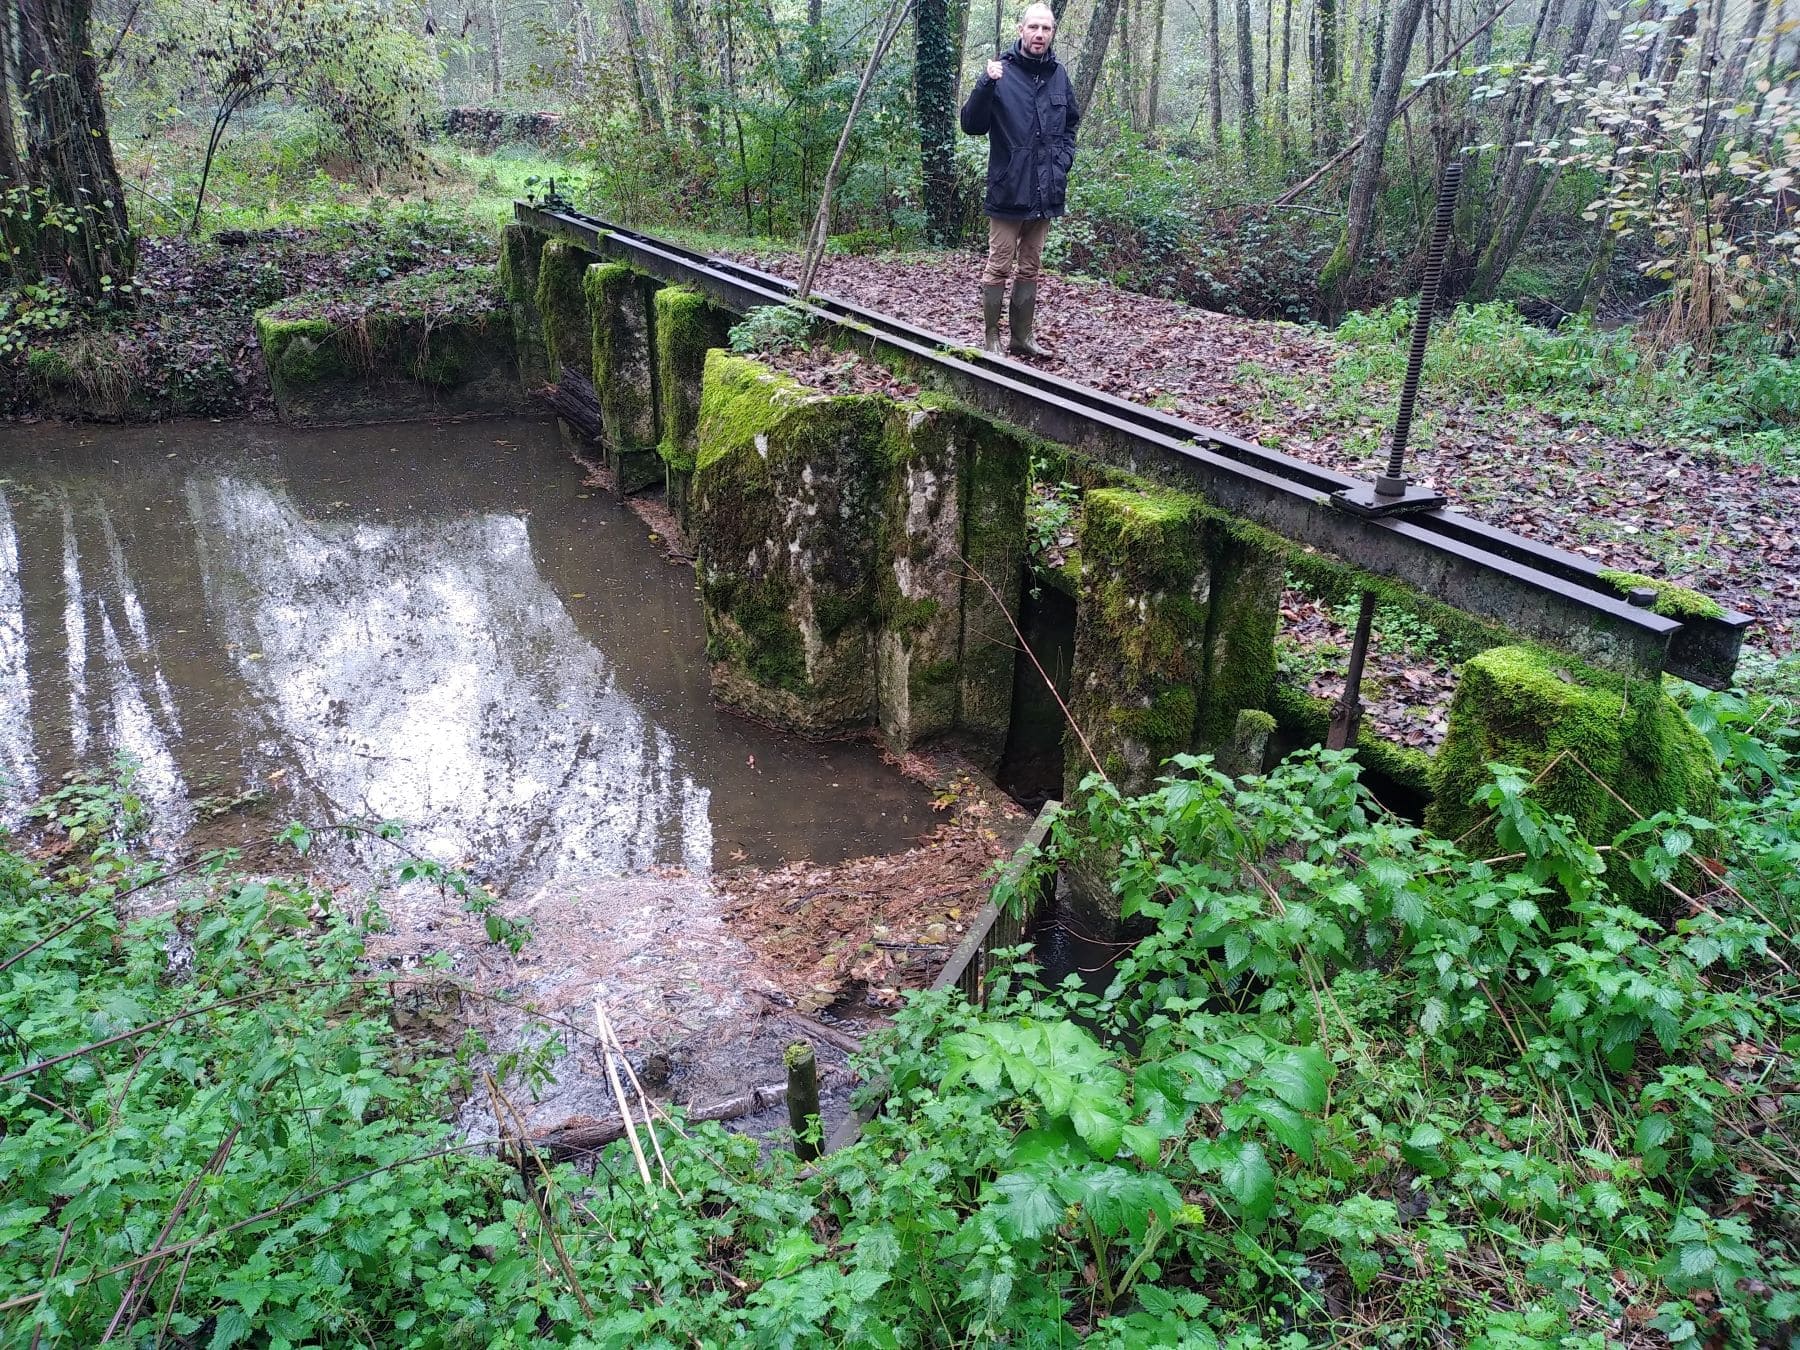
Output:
690,351,1029,758
585,262,662,493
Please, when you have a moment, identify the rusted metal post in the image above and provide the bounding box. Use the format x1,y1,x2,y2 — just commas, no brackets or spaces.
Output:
1328,160,1464,750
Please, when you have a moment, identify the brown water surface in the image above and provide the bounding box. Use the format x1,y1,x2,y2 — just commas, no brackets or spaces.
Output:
0,417,930,884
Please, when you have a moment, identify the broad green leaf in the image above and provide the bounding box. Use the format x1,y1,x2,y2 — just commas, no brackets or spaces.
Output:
1220,1138,1275,1221
1258,1044,1329,1112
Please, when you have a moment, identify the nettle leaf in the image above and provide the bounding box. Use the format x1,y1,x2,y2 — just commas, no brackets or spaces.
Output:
1257,1044,1330,1113
943,1031,1005,1092
1249,1099,1316,1161
1219,1138,1276,1221
1068,1086,1126,1159
989,1168,1063,1241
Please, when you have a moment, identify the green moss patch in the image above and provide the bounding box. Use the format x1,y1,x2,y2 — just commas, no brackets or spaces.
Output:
1597,569,1726,621
584,262,661,492
534,239,596,381
1426,644,1718,913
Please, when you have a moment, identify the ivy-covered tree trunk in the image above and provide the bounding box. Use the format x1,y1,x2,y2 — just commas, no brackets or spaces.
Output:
914,0,958,242
14,0,135,298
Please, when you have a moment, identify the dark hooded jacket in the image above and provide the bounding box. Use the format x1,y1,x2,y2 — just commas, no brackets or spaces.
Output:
959,40,1081,221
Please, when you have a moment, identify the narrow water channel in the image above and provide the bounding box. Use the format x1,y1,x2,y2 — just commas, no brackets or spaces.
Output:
0,418,931,885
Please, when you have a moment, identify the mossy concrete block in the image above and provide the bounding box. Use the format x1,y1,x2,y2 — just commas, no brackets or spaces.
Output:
1197,531,1284,749
585,262,662,493
498,223,550,387
254,278,526,425
653,285,735,533
953,410,1030,765
1426,645,1719,913
1066,486,1216,802
693,351,889,736
876,407,967,753
534,239,597,382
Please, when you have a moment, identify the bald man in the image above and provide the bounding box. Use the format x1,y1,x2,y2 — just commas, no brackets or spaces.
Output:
959,2,1081,357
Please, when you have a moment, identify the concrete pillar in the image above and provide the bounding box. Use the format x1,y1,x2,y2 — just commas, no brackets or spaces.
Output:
1427,645,1719,916
692,351,888,736
498,223,550,387
652,285,735,535
585,263,662,494
534,239,598,382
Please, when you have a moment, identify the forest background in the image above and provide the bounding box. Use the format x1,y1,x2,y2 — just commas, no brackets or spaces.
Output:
4,1,1800,1347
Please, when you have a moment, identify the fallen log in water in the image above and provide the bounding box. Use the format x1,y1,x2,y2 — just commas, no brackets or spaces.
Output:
539,366,603,444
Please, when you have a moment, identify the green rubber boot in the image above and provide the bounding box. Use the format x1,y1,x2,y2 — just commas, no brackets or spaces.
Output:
981,285,1005,355
1009,280,1048,357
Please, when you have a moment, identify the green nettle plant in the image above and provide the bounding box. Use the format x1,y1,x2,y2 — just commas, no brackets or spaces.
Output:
2,685,1797,1346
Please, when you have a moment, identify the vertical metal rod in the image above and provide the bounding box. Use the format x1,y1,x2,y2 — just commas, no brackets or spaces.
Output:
1378,159,1462,494
1331,159,1463,748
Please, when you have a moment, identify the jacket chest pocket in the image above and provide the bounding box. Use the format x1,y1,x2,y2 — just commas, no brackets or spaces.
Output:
1043,95,1068,137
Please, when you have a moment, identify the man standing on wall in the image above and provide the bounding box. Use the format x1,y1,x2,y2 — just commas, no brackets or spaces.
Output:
959,1,1080,358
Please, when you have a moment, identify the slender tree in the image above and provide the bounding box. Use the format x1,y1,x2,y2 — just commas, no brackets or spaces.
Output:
1236,0,1257,168
1072,0,1125,112
1316,0,1427,320
1208,0,1225,151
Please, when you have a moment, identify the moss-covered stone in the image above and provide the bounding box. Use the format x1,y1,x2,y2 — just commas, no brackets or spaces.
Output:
1197,532,1284,749
254,269,525,424
872,404,1027,758
954,413,1030,765
693,351,889,735
534,239,596,382
1066,487,1216,801
1597,569,1725,621
584,262,661,493
498,223,550,387
653,286,736,535
1426,644,1719,913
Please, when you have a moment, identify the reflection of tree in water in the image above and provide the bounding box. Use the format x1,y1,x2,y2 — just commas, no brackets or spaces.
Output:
0,486,196,837
186,475,713,877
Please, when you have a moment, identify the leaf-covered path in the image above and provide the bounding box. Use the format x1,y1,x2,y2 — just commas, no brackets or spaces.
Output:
742,248,1798,662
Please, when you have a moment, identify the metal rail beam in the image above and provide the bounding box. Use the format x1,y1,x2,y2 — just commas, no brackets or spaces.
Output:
516,203,1750,687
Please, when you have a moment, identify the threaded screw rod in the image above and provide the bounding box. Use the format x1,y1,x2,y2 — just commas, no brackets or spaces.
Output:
1378,159,1463,495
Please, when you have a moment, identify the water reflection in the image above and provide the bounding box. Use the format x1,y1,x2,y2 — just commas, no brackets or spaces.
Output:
0,420,926,879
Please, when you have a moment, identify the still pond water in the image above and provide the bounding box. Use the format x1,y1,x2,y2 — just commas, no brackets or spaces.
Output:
0,417,930,885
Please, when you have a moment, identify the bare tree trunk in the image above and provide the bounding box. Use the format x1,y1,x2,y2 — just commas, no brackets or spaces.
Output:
1317,0,1427,320
1072,0,1125,112
14,0,135,296
1236,0,1257,167
665,0,708,137
486,0,504,98
0,3,21,189
1713,0,1771,108
1119,0,1139,131
1315,0,1340,151
1278,0,1293,157
1208,0,1224,152
1147,0,1168,131
618,0,667,131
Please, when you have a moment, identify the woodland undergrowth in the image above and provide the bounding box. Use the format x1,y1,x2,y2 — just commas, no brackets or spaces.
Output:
1,682,1797,1348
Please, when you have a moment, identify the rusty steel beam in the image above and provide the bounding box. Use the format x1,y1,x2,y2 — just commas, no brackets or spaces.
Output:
515,203,1751,687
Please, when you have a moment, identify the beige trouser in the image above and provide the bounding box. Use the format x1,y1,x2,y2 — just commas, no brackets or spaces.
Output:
982,216,1053,287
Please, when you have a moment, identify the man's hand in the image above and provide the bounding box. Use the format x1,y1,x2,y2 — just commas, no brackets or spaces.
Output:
986,59,1004,81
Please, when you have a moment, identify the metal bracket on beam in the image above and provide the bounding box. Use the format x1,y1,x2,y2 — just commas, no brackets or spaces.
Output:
1332,480,1448,518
